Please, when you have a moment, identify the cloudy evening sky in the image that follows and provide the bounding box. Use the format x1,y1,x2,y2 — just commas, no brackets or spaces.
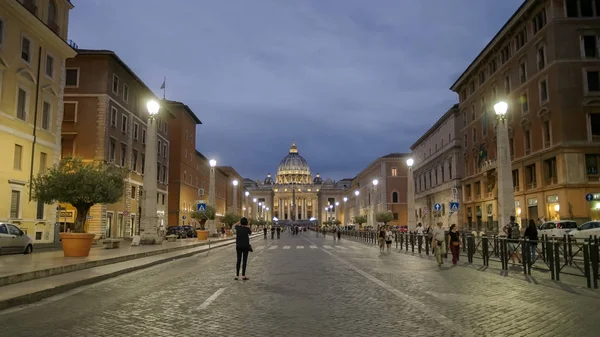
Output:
69,0,524,181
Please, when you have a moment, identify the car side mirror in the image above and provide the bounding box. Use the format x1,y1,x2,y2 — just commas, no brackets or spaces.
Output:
19,230,24,236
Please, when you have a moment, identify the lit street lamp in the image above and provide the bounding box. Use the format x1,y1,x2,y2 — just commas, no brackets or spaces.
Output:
244,191,250,217
372,179,379,227
406,158,415,231
140,100,161,244
342,197,348,226
494,101,515,234
253,198,257,219
208,159,217,233
232,179,239,215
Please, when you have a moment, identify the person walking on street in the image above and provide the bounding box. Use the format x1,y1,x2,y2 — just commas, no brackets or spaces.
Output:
378,226,386,252
416,223,424,248
263,226,267,240
431,222,446,266
502,216,522,264
276,226,281,239
337,225,342,241
385,226,393,253
448,224,461,265
332,226,337,241
234,217,252,281
270,226,275,240
524,219,538,263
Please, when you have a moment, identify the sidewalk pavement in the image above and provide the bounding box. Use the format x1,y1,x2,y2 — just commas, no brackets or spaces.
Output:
0,234,260,311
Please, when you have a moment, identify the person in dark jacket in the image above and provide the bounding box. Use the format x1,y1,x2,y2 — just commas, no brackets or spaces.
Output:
276,226,281,239
263,226,267,239
524,219,539,262
235,217,252,281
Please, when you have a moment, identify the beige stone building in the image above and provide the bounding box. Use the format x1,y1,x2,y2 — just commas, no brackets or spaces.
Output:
451,0,600,230
411,105,464,230
0,0,76,242
61,50,171,238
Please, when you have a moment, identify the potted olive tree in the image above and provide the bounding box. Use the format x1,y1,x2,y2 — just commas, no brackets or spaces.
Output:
31,157,126,257
354,215,368,230
220,212,241,236
191,205,215,240
376,211,394,230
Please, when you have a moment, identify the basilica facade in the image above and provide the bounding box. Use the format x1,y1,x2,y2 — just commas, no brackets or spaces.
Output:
243,142,349,224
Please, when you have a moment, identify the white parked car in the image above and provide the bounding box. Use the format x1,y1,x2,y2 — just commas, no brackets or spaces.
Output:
538,220,578,239
569,221,600,242
0,223,33,255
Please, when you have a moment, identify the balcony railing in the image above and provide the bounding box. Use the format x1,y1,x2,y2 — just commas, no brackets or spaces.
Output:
527,181,537,189
466,196,472,202
486,192,493,198
513,185,520,192
475,194,481,200
588,174,600,182
546,176,557,185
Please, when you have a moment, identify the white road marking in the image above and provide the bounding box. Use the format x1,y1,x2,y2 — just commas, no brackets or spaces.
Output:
310,245,318,249
197,288,226,310
297,245,304,249
335,246,347,250
254,246,265,250
323,245,333,249
283,246,291,250
269,246,278,250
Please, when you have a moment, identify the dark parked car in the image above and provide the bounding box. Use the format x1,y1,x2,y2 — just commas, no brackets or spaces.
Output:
166,226,186,239
182,226,197,238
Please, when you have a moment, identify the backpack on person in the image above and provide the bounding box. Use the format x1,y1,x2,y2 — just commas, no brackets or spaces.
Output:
509,222,520,240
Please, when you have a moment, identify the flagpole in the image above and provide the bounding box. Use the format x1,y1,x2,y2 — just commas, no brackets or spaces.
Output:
162,76,166,99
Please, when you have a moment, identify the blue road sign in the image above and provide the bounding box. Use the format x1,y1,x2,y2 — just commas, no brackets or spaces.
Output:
586,193,594,202
433,203,442,211
197,203,207,212
182,215,187,220
449,202,459,212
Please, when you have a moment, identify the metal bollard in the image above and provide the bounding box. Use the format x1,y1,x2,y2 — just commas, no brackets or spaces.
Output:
521,238,528,275
411,233,415,253
482,235,489,267
547,237,555,280
405,232,409,251
395,232,398,249
591,238,599,289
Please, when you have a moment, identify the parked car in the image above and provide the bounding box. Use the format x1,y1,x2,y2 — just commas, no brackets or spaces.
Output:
181,226,197,238
538,220,578,238
166,226,186,239
0,223,33,255
569,221,600,242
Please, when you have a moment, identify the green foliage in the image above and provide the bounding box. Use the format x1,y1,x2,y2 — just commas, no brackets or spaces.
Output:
249,218,259,227
354,215,368,226
191,205,216,230
333,220,342,226
219,212,241,229
31,157,126,233
376,212,394,225
258,219,267,227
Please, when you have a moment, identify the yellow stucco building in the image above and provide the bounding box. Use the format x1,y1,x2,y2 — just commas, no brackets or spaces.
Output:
0,0,76,242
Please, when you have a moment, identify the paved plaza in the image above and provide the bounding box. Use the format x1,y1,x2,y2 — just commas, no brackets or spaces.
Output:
1,231,600,337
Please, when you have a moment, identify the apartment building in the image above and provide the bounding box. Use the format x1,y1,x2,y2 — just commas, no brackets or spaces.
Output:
0,0,76,242
166,100,202,227
61,50,171,238
451,0,600,230
411,105,464,229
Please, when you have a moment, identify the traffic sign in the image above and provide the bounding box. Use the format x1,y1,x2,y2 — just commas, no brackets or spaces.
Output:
449,202,459,212
586,193,594,202
433,203,442,211
182,215,187,220
197,203,207,212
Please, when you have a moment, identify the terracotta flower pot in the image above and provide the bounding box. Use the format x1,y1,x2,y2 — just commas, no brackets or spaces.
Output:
60,232,95,257
196,230,209,241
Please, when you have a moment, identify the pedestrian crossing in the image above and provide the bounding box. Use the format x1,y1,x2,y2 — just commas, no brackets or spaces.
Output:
253,244,363,251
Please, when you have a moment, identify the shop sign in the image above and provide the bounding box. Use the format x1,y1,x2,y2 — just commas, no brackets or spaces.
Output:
546,195,559,203
527,198,538,206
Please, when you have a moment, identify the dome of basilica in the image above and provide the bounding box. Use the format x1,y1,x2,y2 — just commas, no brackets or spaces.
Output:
276,141,312,184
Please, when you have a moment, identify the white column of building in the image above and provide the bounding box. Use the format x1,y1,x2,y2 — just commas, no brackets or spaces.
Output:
303,198,307,220
140,114,159,244
287,199,290,220
496,109,515,234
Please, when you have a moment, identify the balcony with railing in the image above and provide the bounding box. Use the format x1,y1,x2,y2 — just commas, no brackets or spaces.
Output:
546,176,557,186
513,185,520,192
527,181,537,189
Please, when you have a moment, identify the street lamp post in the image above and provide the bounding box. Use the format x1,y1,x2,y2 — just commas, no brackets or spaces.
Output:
343,197,348,226
406,158,416,231
140,100,162,244
372,179,379,227
208,159,217,234
494,101,515,234
335,202,339,222
244,191,250,217
252,198,257,219
232,179,239,215
354,190,360,228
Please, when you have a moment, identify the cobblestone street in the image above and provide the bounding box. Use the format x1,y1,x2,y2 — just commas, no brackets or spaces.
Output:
2,231,600,337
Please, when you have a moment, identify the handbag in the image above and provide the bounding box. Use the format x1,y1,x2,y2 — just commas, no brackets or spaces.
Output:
248,245,253,252
452,241,460,246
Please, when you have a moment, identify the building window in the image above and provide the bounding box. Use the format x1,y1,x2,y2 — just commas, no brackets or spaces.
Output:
566,0,579,16
110,107,117,127
39,152,47,173
41,101,51,130
123,84,129,103
65,68,79,86
464,134,468,147
132,149,138,172
586,70,600,93
131,186,136,199
504,75,511,94
489,58,497,75
392,191,399,203
163,165,168,183
10,190,20,219
543,120,552,147
586,154,599,175
469,81,475,94
163,121,168,134
539,79,549,103
519,61,527,84
441,165,445,182
501,44,511,64
162,194,165,205
537,45,546,70
133,122,139,139
157,140,162,156
157,163,162,182
544,157,557,185
45,54,54,78
142,129,146,144
391,167,397,176
109,138,116,163
526,164,537,189
479,71,485,86
112,74,119,94
141,154,145,174
21,36,31,62
472,127,477,143
512,169,520,191
17,88,28,121
532,8,547,34
520,93,529,114
14,144,22,170
121,114,128,133
581,0,595,16
36,200,44,220
163,144,167,158
471,104,475,121
491,85,497,101
120,144,127,167
0,19,4,46
582,35,599,58
524,130,531,155
515,29,527,50
448,160,453,179
509,138,515,160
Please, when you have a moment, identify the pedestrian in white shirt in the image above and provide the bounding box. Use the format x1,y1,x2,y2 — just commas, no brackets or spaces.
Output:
416,223,424,248
431,222,446,266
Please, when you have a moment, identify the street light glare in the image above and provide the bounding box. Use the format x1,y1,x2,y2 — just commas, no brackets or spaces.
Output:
354,190,360,196
335,202,339,206
406,158,414,167
146,100,160,115
232,179,238,186
343,197,348,202
253,198,257,202
209,159,217,167
245,191,250,196
494,101,508,116
372,179,379,186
